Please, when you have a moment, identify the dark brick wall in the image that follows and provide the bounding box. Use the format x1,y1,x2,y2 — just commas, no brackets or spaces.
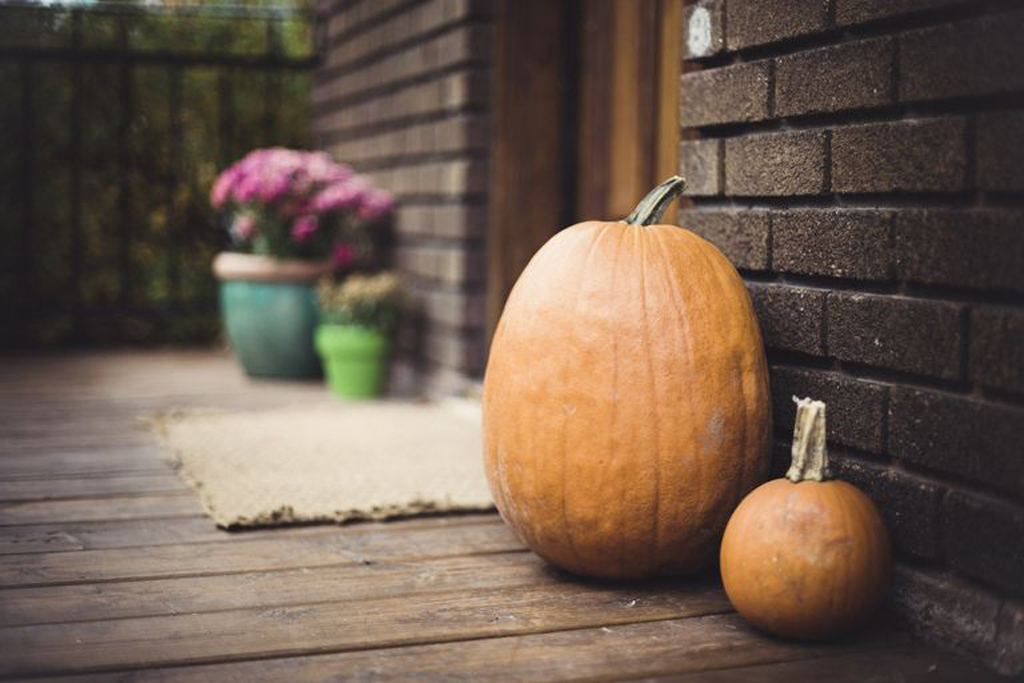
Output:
313,0,491,395
681,0,1024,675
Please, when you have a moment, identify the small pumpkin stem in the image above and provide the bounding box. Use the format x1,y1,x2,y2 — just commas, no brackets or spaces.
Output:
623,176,687,226
786,396,830,483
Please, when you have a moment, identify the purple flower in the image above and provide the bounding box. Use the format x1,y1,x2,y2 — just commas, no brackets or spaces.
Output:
210,166,236,209
291,214,318,242
358,189,395,221
332,243,356,269
312,178,368,214
211,147,395,260
307,152,353,184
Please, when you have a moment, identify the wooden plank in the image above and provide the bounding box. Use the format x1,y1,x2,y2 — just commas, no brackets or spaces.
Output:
0,512,501,555
0,491,201,527
0,473,188,502
0,527,86,554
0,434,152,453
0,551,550,626
652,643,1006,682
0,518,522,587
24,614,919,682
0,448,168,479
0,581,732,677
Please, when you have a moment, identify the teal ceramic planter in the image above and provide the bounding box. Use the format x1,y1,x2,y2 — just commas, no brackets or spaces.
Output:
213,253,332,379
315,324,390,398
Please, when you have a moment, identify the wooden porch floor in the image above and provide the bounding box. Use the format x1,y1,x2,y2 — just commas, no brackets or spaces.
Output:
0,350,1002,681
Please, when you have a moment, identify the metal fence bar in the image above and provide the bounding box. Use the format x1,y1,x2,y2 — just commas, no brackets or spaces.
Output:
218,69,234,169
167,65,183,307
0,46,316,70
69,9,84,336
19,59,33,311
117,20,133,311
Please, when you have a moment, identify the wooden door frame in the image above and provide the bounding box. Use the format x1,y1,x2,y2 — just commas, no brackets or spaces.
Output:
486,0,682,342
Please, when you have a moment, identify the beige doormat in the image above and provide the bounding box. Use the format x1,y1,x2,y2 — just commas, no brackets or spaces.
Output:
152,401,494,528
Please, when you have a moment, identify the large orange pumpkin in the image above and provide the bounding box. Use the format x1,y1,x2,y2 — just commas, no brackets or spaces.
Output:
720,398,891,639
482,176,771,580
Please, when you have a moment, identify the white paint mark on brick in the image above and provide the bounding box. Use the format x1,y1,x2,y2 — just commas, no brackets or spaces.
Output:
688,6,712,57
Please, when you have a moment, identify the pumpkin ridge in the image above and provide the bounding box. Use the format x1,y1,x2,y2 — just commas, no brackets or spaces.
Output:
687,231,739,531
636,227,662,574
651,228,700,567
609,227,626,577
691,232,757,520
667,229,716,557
558,223,613,572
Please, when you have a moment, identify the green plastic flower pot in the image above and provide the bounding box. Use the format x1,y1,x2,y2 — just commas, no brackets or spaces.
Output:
315,324,390,398
213,253,331,379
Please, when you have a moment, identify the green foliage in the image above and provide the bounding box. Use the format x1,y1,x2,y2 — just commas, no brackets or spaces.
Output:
0,1,314,346
318,273,403,334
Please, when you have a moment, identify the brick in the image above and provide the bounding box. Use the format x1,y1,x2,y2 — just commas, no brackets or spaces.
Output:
831,118,968,193
725,0,828,50
769,366,887,453
679,139,721,196
747,283,825,356
827,293,962,380
835,0,961,25
683,1,724,59
768,438,790,479
410,288,484,329
433,204,485,238
977,111,1024,192
396,245,483,286
775,38,894,117
773,209,893,281
679,60,770,127
970,307,1024,395
899,12,1024,103
831,458,941,559
889,387,1024,496
894,210,1024,294
440,68,489,109
396,206,433,236
995,601,1024,676
425,327,484,373
326,0,481,70
724,130,827,196
888,566,1000,659
678,210,769,270
945,491,1024,596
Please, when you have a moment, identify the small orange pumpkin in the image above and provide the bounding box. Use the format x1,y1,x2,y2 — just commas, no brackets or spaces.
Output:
483,176,772,580
720,397,891,639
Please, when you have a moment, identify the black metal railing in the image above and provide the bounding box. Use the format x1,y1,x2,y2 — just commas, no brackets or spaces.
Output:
0,1,320,346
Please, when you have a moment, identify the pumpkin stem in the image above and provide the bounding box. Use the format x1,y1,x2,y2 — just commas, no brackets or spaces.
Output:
786,396,830,483
623,176,687,226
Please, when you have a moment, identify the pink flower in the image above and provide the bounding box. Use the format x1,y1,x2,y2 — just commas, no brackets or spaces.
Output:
233,171,261,203
210,167,236,208
258,171,292,202
307,152,353,184
312,178,367,214
332,243,356,269
358,189,395,221
291,214,318,242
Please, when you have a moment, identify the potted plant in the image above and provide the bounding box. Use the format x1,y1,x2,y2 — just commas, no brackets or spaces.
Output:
315,272,401,398
209,148,393,378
